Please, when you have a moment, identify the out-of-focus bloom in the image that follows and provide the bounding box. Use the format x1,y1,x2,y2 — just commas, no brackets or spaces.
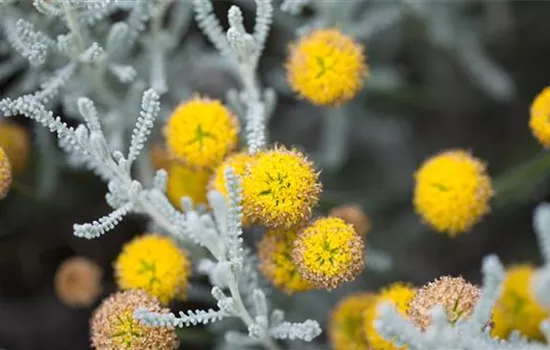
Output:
286,28,367,106
407,276,480,330
329,293,376,350
363,283,416,350
0,122,31,175
164,96,239,168
90,289,179,350
329,203,371,237
413,149,493,236
114,233,191,305
166,163,211,207
210,151,256,196
492,264,549,341
150,142,172,171
258,227,313,294
0,147,11,199
292,217,364,289
529,87,550,147
54,256,103,308
242,147,321,228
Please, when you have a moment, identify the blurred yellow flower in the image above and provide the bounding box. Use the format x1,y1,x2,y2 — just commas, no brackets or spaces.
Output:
292,217,364,289
114,233,191,305
529,87,550,147
286,28,367,106
0,147,11,200
413,149,493,236
242,147,321,228
363,283,416,350
0,121,31,175
258,227,313,294
91,289,179,350
329,293,376,350
492,264,549,341
164,96,239,168
166,163,211,207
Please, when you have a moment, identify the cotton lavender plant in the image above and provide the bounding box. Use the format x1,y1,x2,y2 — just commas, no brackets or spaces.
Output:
374,203,550,350
0,0,322,349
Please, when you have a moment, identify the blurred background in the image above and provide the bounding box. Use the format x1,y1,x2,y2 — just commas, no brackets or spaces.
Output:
1,1,550,349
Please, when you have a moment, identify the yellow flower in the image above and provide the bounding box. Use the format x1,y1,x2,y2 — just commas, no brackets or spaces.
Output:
114,233,191,305
242,147,321,228
413,149,493,236
258,227,314,294
0,121,31,175
164,96,239,168
91,289,179,350
329,293,376,350
329,203,371,237
529,87,550,147
0,147,11,200
407,276,480,331
492,264,549,341
292,217,364,289
286,28,367,106
166,163,211,207
363,283,416,350
210,151,256,196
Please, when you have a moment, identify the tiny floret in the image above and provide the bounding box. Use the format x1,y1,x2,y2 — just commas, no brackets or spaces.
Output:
492,264,550,341
242,147,321,228
407,276,481,330
292,217,364,289
0,121,31,175
286,28,367,106
0,147,12,199
166,163,211,207
413,149,493,236
529,87,550,147
90,289,179,350
329,203,371,237
54,256,103,308
329,293,376,350
258,227,313,294
164,96,239,168
363,283,416,350
114,233,191,305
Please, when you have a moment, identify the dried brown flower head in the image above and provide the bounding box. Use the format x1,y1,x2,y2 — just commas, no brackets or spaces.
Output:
329,204,371,237
54,256,103,308
90,290,179,350
407,276,481,330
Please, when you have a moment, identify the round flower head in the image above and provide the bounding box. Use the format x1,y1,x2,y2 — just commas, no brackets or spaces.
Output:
492,265,549,341
529,87,550,147
91,289,179,350
413,149,493,236
329,293,376,350
211,151,256,196
258,227,313,294
407,276,480,330
0,147,12,200
164,96,239,168
166,163,211,207
363,283,416,350
114,233,191,305
286,28,367,106
292,217,364,289
54,256,103,308
0,121,31,175
329,203,371,237
242,147,321,228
